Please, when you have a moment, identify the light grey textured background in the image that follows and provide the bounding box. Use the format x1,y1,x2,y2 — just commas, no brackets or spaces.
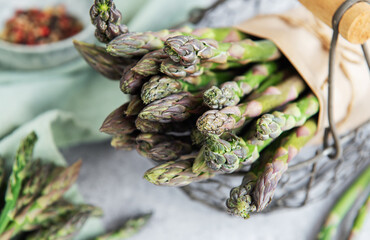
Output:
62,140,370,240
63,0,369,239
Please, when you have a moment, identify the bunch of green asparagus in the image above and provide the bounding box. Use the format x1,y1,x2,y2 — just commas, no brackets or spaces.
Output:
0,132,151,240
75,0,320,218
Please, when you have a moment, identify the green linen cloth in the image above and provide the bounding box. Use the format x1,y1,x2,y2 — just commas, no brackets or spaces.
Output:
0,0,211,239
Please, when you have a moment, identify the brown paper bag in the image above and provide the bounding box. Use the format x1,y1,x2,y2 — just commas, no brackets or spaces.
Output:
235,7,370,143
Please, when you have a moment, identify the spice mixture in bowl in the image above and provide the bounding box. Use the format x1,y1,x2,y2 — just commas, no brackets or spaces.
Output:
0,0,94,70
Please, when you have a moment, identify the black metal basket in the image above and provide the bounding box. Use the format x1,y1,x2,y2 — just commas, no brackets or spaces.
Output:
178,0,370,213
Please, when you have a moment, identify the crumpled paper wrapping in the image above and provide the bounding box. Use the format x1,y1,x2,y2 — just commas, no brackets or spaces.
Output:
236,7,369,141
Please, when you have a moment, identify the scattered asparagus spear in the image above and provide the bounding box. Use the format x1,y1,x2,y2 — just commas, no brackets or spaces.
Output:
197,76,306,135
317,166,370,240
100,103,137,135
348,194,370,240
226,119,317,218
4,161,83,238
95,213,152,240
164,35,280,66
256,94,319,140
73,40,134,80
139,92,205,123
27,204,102,240
90,0,128,43
141,71,232,104
203,62,279,109
0,132,37,234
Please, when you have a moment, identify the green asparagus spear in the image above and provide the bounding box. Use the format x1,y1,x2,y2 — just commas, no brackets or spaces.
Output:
95,213,151,240
318,166,370,240
136,133,191,161
7,160,82,237
0,132,37,234
160,58,204,79
106,27,246,57
131,50,168,77
203,62,279,109
141,71,232,104
226,119,317,218
138,92,205,123
120,67,148,95
27,204,102,240
164,36,280,66
135,117,190,133
144,156,215,187
111,133,138,151
90,0,128,43
348,194,370,240
100,103,137,135
256,94,319,140
197,76,306,135
125,95,145,116
73,40,134,80
204,131,274,173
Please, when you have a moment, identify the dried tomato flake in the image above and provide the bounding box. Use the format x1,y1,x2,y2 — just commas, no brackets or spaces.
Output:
0,5,83,45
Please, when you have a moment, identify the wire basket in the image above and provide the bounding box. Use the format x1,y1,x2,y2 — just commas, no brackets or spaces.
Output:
178,0,370,212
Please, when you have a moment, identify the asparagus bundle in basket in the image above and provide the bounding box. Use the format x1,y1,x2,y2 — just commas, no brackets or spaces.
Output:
77,0,321,218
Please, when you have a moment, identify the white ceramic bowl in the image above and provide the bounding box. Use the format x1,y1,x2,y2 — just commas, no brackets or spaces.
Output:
0,0,94,70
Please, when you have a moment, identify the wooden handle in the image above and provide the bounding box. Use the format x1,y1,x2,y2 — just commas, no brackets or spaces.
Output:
299,0,370,44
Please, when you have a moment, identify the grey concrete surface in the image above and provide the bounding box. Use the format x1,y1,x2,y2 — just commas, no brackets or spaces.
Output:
62,141,369,240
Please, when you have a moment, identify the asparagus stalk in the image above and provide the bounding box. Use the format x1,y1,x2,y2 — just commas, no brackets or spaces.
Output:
131,50,168,77
125,96,145,116
95,213,151,240
256,94,319,140
141,71,232,104
138,92,205,123
120,67,148,95
0,132,37,234
348,194,370,240
6,161,82,237
144,157,215,187
111,133,138,151
317,166,370,240
135,117,190,133
226,119,317,218
148,140,192,162
27,204,102,240
90,0,128,43
73,40,134,80
203,62,279,109
100,103,137,135
197,76,306,135
160,58,204,79
204,131,274,173
164,36,280,66
136,133,191,161
106,27,246,57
